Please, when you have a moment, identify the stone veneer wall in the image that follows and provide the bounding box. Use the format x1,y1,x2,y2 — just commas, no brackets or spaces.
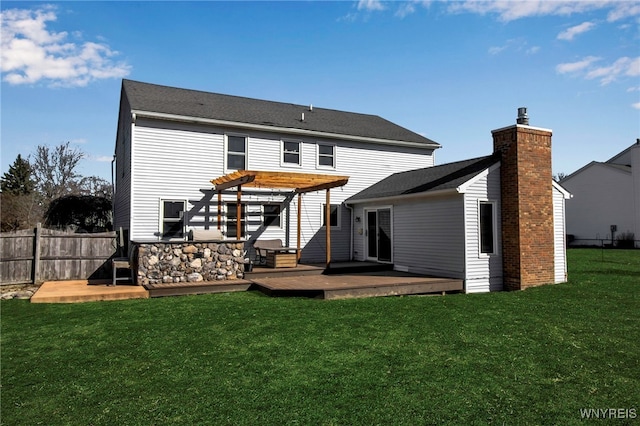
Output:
135,241,247,286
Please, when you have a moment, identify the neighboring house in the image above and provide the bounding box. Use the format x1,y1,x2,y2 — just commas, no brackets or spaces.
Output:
560,141,640,247
346,120,571,293
113,80,440,263
114,80,569,293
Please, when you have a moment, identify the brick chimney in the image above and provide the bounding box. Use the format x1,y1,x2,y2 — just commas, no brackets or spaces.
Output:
492,108,555,290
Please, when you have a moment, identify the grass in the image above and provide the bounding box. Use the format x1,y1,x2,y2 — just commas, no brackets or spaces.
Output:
1,249,639,425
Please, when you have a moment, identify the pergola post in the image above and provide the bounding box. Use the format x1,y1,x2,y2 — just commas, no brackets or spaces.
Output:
217,191,222,230
297,193,302,262
236,185,242,239
325,188,331,269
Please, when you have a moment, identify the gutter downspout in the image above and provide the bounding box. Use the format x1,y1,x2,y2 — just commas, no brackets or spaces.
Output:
111,154,116,230
344,202,354,261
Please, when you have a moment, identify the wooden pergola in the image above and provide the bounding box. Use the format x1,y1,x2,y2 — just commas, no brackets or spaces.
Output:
210,170,349,268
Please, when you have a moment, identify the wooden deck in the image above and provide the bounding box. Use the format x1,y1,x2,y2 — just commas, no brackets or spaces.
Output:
251,270,463,300
29,263,463,302
31,280,149,303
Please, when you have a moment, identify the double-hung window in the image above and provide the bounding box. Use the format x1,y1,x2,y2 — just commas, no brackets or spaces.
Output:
322,204,340,228
161,200,186,239
263,204,282,228
226,202,246,239
479,201,496,255
227,135,247,170
317,144,335,168
282,141,301,166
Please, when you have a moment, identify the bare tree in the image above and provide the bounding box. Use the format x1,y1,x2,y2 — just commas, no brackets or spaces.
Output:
76,175,113,199
0,192,43,232
553,172,567,182
30,141,84,201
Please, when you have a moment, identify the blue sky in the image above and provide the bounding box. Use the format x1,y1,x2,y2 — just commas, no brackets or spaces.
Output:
2,1,639,183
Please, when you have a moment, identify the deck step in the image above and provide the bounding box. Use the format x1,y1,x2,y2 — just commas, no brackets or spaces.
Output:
323,262,393,275
145,281,252,298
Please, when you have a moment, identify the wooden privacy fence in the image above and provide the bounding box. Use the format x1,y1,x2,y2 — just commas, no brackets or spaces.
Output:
0,224,117,285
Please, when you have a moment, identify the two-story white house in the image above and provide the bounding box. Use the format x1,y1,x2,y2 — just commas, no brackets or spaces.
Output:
113,80,440,264
114,81,570,293
560,141,640,247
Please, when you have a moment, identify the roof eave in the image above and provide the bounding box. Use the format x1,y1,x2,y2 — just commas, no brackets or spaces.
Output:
131,109,441,150
552,180,572,199
346,187,460,205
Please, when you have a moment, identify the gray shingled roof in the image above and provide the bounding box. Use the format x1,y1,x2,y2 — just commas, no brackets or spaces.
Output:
122,79,439,147
346,154,500,202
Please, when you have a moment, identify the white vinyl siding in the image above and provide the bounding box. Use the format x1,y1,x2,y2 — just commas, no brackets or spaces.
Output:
553,183,569,283
562,163,634,244
126,118,435,261
391,195,465,278
463,165,503,293
113,95,133,233
129,120,223,241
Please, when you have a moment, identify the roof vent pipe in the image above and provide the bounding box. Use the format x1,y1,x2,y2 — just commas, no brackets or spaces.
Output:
301,112,305,121
516,107,529,125
309,104,313,111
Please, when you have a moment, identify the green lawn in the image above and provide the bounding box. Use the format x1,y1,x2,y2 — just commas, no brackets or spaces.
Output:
1,249,638,425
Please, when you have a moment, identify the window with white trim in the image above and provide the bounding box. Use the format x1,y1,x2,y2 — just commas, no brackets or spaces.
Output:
479,201,496,255
282,140,301,166
322,204,340,228
226,135,247,170
317,143,335,168
226,202,246,239
161,200,186,239
263,204,282,228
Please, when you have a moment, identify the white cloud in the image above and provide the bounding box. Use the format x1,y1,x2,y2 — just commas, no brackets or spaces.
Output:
557,21,596,41
557,56,640,85
632,102,640,110
395,1,432,18
357,0,385,12
488,38,539,56
93,155,115,163
556,56,601,74
1,5,130,87
526,46,541,55
395,2,416,18
607,2,640,22
447,1,630,22
586,56,640,85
